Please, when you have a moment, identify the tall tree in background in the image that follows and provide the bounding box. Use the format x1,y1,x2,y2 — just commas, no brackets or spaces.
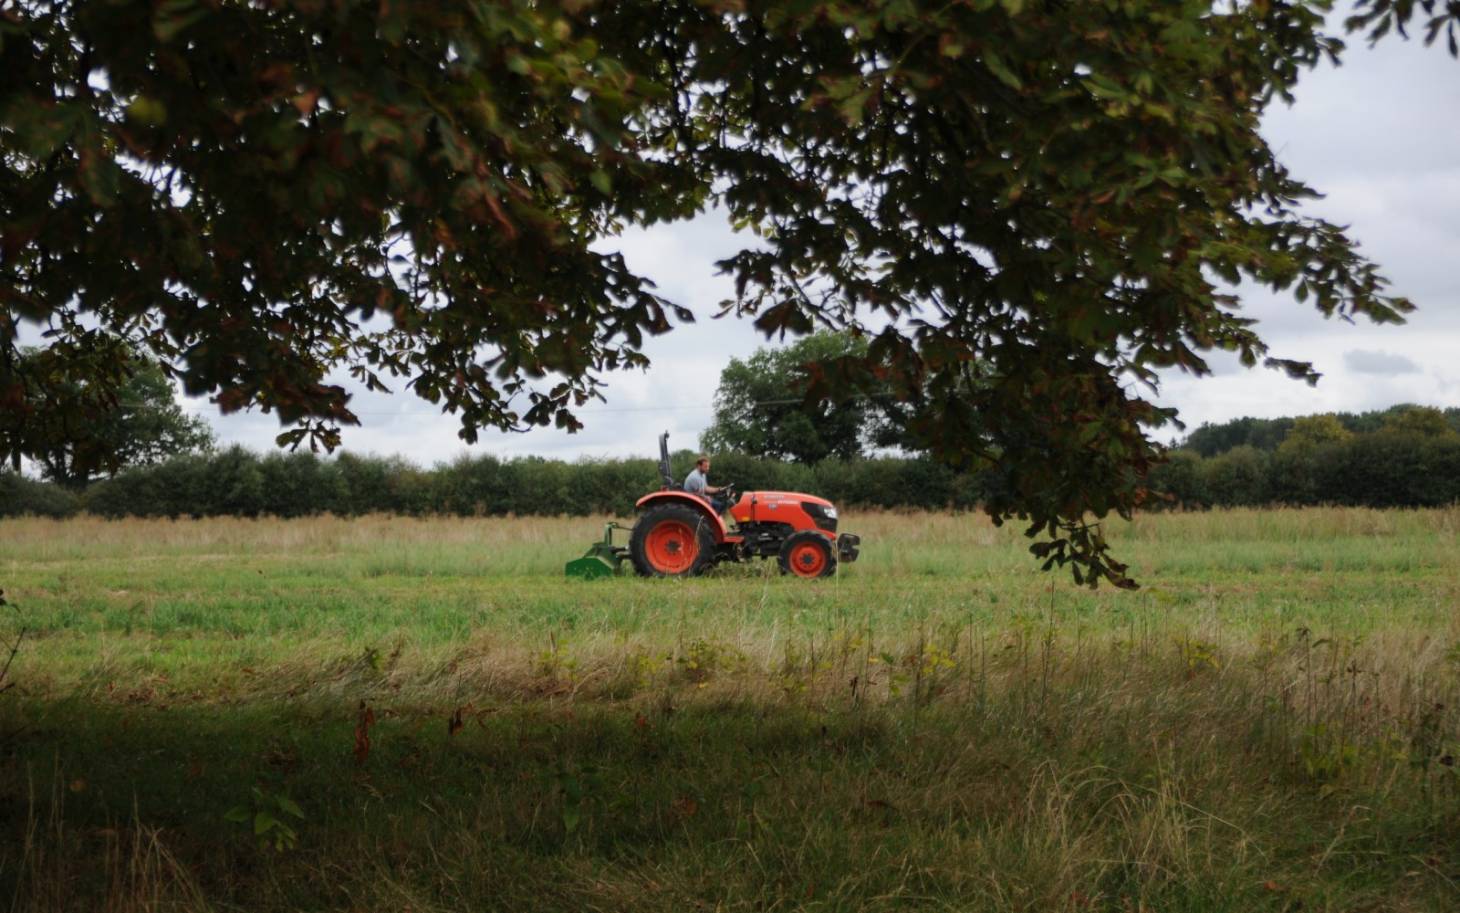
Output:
3,0,1456,584
4,347,213,489
1382,405,1456,438
701,330,977,460
1277,414,1352,455
701,332,872,463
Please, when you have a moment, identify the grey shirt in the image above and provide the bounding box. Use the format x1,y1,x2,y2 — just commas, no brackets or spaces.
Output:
684,467,708,495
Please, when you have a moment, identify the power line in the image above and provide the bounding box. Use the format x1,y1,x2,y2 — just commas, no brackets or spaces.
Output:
359,403,717,416
104,395,864,419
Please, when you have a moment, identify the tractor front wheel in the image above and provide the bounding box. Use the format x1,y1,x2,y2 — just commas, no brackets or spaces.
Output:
778,531,836,579
630,504,717,577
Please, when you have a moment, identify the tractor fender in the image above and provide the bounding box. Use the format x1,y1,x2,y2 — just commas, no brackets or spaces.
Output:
634,491,729,542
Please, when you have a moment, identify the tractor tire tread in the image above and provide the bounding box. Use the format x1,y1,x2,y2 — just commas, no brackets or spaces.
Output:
629,503,718,577
777,530,837,579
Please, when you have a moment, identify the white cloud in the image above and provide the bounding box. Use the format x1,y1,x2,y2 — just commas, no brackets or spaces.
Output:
1344,349,1422,375
1148,39,1460,436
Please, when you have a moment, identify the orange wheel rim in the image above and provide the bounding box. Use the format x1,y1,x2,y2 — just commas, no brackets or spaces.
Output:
645,520,697,573
788,542,828,577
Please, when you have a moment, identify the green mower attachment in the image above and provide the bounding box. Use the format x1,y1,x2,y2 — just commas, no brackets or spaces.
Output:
565,522,631,580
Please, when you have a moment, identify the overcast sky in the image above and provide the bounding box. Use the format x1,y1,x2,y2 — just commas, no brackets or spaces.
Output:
185,34,1459,465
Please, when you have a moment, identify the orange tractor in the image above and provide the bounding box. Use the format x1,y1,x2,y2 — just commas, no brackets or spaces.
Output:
565,433,861,579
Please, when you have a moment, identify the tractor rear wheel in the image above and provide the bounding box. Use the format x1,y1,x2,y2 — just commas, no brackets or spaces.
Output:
778,531,836,579
630,504,717,577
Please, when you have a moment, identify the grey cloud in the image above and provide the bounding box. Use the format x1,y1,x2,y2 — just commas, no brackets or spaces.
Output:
1343,349,1422,375
1264,38,1460,183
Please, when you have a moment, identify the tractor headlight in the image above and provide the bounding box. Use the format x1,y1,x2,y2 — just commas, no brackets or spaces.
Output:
801,501,838,532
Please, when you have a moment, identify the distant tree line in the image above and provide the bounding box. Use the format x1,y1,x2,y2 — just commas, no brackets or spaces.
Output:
1148,405,1460,508
4,403,1458,520
1180,405,1460,457
0,448,985,520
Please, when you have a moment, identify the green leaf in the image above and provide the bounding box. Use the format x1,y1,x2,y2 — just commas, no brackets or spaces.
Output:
983,51,1023,90
126,96,168,127
153,0,209,43
15,106,82,159
254,811,278,836
836,87,874,126
276,796,305,819
379,7,408,45
1086,73,1128,100
223,805,251,823
77,150,121,207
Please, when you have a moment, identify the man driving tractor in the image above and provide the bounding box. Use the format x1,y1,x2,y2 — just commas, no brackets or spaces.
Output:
564,432,859,579
683,454,730,514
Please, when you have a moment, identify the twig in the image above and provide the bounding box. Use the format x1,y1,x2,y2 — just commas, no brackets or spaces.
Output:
0,589,26,695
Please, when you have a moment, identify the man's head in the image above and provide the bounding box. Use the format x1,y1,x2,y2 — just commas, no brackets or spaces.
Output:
696,454,710,472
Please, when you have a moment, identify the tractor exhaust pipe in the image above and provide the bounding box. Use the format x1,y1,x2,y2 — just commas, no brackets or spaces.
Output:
658,431,673,489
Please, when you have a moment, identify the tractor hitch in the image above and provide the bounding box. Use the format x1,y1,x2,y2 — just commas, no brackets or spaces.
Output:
837,533,861,563
565,522,631,580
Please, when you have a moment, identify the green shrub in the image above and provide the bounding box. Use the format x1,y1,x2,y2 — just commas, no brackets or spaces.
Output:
0,472,82,518
433,454,510,515
1147,449,1207,508
257,452,347,517
1199,446,1269,507
202,446,268,516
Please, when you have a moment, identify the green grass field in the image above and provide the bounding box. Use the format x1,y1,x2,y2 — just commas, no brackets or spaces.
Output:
3,508,1459,912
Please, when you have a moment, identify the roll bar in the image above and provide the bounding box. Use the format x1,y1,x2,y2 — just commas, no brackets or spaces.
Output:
658,431,674,489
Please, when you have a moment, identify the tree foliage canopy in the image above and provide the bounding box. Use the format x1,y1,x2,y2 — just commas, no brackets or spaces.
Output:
701,332,877,464
4,347,213,488
3,0,1456,584
1277,413,1352,455
1182,404,1460,457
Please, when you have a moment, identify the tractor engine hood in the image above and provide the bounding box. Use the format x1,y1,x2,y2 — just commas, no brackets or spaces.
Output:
735,491,833,509
730,491,839,533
